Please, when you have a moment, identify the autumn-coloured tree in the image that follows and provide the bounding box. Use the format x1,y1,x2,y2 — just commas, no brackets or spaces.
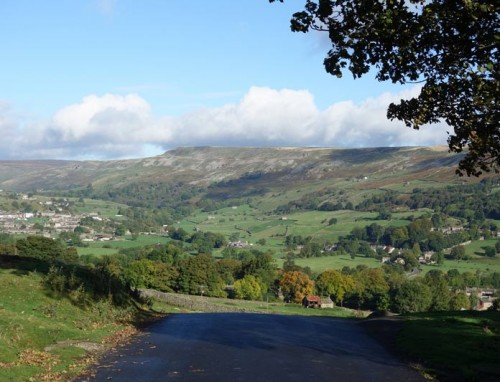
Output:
279,271,314,303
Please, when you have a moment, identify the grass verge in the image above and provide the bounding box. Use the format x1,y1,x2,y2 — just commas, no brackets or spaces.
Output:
0,260,164,382
396,311,500,381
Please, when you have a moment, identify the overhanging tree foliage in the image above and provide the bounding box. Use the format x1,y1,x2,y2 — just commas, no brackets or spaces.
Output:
271,0,499,176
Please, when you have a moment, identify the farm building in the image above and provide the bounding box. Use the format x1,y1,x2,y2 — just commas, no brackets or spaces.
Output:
320,297,334,309
302,295,322,308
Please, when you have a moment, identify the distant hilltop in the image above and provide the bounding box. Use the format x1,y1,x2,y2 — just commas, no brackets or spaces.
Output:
0,146,466,192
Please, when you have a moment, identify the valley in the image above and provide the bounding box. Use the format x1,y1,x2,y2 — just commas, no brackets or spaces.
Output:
0,146,499,381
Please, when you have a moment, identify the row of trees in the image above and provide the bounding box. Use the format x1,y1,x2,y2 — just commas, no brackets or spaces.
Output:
110,244,277,299
280,264,499,313
2,233,498,314
113,237,500,313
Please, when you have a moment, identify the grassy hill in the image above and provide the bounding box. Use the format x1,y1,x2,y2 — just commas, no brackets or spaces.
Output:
0,145,481,225
0,146,469,193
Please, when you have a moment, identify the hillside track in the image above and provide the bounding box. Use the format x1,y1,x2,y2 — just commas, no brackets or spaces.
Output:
76,313,424,382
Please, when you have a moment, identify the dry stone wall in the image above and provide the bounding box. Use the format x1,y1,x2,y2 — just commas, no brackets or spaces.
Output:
140,289,257,313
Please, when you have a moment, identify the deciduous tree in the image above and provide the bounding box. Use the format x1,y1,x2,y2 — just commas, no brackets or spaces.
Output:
176,254,226,297
393,280,432,313
316,269,355,306
234,275,262,300
425,270,451,311
353,267,390,309
16,236,65,261
123,259,178,292
271,0,499,176
484,246,496,258
449,245,468,260
449,291,470,311
239,251,277,295
279,270,315,303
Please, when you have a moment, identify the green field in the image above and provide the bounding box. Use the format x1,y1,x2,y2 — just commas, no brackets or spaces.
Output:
70,198,129,218
176,203,500,275
462,238,500,257
177,206,430,248
421,258,500,274
276,255,383,272
76,234,171,256
76,246,118,256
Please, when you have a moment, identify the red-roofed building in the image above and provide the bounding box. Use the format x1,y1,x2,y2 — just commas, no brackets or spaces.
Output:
302,295,322,308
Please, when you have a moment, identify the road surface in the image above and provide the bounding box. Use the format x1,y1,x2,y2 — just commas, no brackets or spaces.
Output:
76,313,424,382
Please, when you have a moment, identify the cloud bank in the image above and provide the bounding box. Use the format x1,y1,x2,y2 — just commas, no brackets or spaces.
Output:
0,86,449,160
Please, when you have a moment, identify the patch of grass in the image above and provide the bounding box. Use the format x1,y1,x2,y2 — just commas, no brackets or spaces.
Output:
0,261,157,382
70,198,128,218
76,235,171,256
76,246,118,256
113,235,171,248
464,239,500,258
397,311,500,381
149,299,193,314
276,255,382,273
421,257,500,274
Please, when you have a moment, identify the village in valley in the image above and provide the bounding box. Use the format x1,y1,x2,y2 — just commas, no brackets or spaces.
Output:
0,191,117,241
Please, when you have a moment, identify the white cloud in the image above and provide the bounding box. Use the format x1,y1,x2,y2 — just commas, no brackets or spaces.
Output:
51,94,152,142
166,85,447,149
172,87,319,145
0,86,450,160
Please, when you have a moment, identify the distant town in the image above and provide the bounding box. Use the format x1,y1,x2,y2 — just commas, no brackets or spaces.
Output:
0,192,118,241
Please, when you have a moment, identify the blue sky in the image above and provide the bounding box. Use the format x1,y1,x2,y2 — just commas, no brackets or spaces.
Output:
0,0,448,160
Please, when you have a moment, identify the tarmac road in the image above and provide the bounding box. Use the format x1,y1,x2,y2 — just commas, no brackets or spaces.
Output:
76,313,424,382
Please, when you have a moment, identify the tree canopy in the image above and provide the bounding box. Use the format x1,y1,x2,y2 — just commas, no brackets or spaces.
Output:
316,269,355,306
279,270,315,303
271,0,499,176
